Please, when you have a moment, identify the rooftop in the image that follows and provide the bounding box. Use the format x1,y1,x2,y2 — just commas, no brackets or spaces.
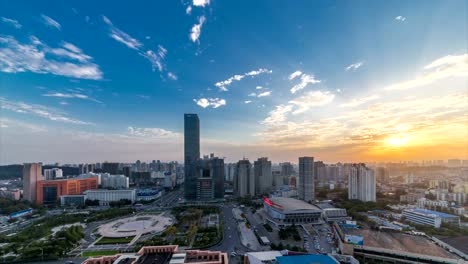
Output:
276,254,339,264
246,251,282,264
409,208,458,218
268,197,321,211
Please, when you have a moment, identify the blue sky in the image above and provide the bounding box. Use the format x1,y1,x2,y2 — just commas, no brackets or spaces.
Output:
0,0,467,164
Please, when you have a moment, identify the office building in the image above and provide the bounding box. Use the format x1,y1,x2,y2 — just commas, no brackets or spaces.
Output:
101,173,130,189
298,157,315,203
235,159,255,197
44,168,63,180
375,167,389,184
348,164,376,202
280,162,294,177
60,195,86,206
36,177,98,204
184,113,200,200
23,163,43,202
254,157,273,195
84,189,136,206
195,154,225,200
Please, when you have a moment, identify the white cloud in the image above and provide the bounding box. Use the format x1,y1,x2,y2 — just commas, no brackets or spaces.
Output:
244,100,252,104
167,72,178,80
256,86,263,90
43,92,102,103
137,95,151,99
345,61,364,71
248,93,256,97
41,14,61,30
186,6,193,15
340,94,380,107
127,126,181,139
1,17,22,29
289,90,335,114
257,91,271,97
193,0,210,7
385,53,468,91
395,16,406,22
0,97,92,125
102,16,167,73
193,98,226,108
0,35,103,80
288,70,302,80
262,104,293,125
102,15,141,50
215,68,272,91
289,71,321,94
190,16,206,43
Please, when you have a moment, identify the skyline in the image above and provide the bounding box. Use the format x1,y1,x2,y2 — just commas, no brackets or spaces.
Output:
1,1,467,164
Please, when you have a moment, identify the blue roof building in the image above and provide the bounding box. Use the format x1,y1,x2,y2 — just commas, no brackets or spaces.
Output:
276,254,339,264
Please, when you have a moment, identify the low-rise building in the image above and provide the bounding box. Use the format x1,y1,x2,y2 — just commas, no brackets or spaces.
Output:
84,189,136,206
263,197,322,225
402,208,460,228
83,245,228,264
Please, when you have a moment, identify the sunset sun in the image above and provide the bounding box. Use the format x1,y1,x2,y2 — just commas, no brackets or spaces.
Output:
386,136,411,147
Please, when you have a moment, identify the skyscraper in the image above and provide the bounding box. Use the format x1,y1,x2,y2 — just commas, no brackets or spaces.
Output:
44,168,63,180
23,163,43,202
184,113,200,200
298,157,315,203
254,157,272,195
348,163,376,202
235,159,255,197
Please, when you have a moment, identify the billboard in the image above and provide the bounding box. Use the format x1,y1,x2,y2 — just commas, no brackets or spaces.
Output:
344,234,364,245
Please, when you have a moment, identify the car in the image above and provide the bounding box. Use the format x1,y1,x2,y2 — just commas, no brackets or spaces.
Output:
230,252,237,257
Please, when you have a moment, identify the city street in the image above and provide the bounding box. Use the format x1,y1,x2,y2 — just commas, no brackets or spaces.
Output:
209,204,247,257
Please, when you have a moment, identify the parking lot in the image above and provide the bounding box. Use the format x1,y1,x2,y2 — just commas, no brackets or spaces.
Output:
304,223,335,254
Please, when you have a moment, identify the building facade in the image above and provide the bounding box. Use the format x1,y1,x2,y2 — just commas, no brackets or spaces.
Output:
36,177,98,204
84,189,136,205
101,173,129,189
44,168,63,180
23,163,43,202
298,157,315,203
236,159,255,197
184,113,200,200
348,164,376,202
254,157,273,195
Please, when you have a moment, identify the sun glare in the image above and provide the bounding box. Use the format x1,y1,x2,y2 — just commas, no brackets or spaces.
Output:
386,136,411,147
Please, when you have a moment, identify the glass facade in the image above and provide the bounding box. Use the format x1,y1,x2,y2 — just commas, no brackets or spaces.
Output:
184,114,200,200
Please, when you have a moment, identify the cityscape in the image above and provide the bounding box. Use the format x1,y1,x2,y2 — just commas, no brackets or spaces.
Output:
1,1,467,264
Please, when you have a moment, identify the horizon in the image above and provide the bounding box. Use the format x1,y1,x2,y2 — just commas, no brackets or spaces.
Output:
1,1,467,164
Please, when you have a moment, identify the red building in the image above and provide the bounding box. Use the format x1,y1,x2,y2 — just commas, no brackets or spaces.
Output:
36,177,98,204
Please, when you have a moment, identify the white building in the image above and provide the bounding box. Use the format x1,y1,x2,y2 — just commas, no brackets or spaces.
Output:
44,168,63,180
101,173,129,189
164,172,176,189
224,163,236,182
84,189,136,205
298,157,314,203
348,164,376,202
254,157,273,195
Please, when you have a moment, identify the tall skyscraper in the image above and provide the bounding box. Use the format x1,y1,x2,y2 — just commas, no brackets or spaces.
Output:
23,163,43,202
195,155,225,200
348,163,376,202
184,113,200,200
235,159,255,197
254,157,272,195
298,157,315,203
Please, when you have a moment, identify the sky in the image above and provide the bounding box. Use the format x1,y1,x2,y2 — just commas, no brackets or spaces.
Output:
0,0,467,164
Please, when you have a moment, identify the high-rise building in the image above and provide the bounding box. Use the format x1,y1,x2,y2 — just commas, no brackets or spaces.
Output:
23,163,43,202
101,174,130,189
44,168,63,180
298,157,315,203
348,163,376,202
235,159,255,197
375,167,389,184
102,162,120,174
195,155,225,200
224,163,236,182
280,162,294,177
184,114,200,200
254,157,272,195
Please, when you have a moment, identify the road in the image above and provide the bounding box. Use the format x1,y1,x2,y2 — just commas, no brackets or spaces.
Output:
209,204,246,257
